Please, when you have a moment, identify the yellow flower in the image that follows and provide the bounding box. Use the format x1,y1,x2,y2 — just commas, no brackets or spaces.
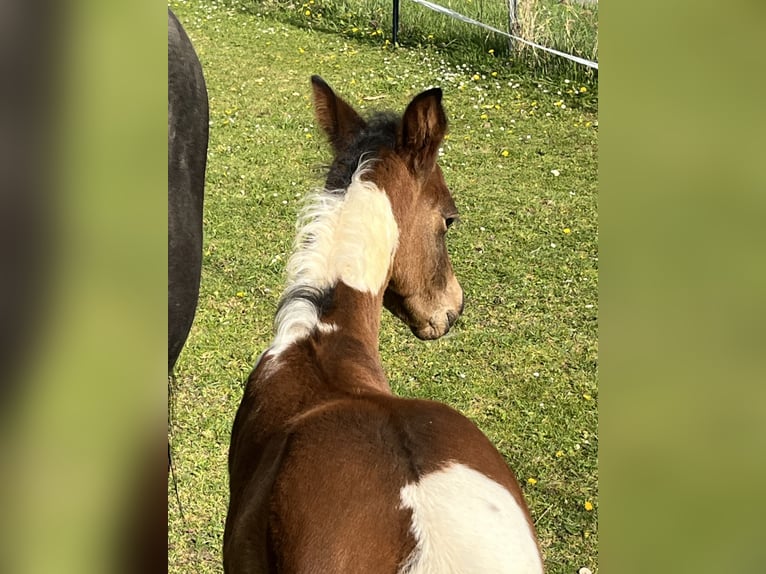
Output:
480,113,488,120
305,10,311,16
580,86,587,93
236,291,245,298
583,393,592,400
472,74,480,81
584,501,594,511
491,71,498,77
488,49,494,55
305,133,313,139
555,450,564,458
563,228,571,234
501,150,509,157
298,47,305,54
527,477,538,485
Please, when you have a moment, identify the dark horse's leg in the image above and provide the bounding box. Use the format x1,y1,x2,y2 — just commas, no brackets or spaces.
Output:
168,8,208,372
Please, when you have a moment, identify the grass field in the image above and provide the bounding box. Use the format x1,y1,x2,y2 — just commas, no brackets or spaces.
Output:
168,0,598,571
238,0,598,80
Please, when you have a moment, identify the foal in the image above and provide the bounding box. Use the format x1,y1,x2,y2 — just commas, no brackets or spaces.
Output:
224,77,543,574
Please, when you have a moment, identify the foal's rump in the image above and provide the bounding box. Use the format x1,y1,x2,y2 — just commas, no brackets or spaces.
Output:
261,396,542,573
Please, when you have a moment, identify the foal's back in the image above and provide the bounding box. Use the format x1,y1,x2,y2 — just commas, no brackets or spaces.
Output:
226,393,543,574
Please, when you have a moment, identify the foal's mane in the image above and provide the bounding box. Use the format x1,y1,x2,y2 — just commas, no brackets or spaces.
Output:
324,111,399,190
268,110,404,358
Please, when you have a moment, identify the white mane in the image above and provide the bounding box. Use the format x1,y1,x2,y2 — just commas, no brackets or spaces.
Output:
267,163,399,359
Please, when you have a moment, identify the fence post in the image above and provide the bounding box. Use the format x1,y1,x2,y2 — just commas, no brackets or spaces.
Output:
507,0,519,51
392,0,400,46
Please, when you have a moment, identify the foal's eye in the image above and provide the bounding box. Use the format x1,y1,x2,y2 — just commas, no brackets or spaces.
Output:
444,216,458,229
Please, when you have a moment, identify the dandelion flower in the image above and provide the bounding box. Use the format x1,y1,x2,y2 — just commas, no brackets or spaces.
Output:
527,478,538,485
563,228,571,234
584,501,594,511
472,74,480,81
501,150,509,157
580,86,587,93
555,450,564,458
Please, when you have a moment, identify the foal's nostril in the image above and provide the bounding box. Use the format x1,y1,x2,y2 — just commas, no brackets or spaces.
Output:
446,310,458,326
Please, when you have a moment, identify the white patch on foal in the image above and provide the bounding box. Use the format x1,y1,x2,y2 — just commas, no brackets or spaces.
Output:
267,164,399,360
399,462,543,574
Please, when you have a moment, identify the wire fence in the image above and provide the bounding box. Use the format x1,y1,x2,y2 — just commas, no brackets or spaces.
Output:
393,0,598,70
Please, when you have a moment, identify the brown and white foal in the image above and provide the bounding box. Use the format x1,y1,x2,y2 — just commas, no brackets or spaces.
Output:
224,77,544,574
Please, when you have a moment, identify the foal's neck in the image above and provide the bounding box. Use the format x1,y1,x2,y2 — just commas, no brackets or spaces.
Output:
325,282,384,351
314,282,390,394
268,171,399,396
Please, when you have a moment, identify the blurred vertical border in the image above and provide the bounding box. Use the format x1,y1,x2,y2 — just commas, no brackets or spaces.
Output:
603,0,766,572
0,0,165,572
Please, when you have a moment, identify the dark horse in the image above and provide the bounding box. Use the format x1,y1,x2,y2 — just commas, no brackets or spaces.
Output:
159,6,208,567
223,78,543,573
168,8,208,373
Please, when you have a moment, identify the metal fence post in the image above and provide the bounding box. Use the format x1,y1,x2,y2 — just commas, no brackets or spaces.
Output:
392,0,400,46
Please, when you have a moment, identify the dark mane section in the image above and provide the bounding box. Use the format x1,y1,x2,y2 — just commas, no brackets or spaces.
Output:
276,284,336,323
324,112,399,191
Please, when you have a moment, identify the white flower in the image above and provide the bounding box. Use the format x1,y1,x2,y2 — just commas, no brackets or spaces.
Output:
551,169,561,177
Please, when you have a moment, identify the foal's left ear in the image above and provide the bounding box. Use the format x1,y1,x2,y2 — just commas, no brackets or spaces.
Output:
311,75,366,154
399,87,447,177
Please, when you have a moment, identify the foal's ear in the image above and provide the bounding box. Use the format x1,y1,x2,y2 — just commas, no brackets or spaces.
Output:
399,87,447,176
311,75,366,153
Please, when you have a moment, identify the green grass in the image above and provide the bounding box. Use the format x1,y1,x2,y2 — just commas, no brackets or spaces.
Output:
226,0,598,81
168,0,598,572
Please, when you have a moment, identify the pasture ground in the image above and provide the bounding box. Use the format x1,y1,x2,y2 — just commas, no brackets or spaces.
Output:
168,0,598,572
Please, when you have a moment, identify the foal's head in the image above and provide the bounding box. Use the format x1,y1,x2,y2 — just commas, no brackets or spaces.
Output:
311,76,463,340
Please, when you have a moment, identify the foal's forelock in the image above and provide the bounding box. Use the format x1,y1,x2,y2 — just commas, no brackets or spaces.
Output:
268,164,399,358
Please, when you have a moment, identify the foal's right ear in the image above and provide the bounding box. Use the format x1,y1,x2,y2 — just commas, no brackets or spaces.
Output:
399,87,447,177
311,76,366,153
